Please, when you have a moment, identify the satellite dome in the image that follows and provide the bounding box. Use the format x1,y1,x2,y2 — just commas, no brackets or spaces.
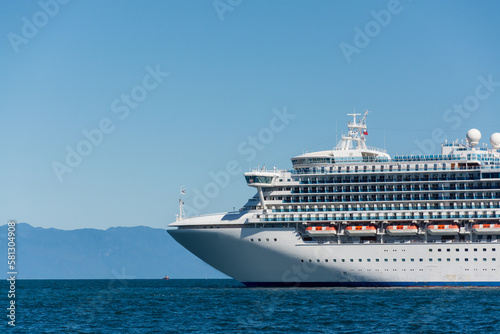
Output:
490,133,500,149
466,129,481,147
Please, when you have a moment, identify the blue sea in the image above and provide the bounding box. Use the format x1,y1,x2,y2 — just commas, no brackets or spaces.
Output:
2,279,500,333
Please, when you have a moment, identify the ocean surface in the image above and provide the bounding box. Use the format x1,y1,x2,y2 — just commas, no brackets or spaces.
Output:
2,279,500,333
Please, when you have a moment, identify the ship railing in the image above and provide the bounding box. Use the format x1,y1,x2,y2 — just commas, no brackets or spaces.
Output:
180,212,231,220
393,154,463,162
290,164,500,175
332,146,388,154
248,167,288,174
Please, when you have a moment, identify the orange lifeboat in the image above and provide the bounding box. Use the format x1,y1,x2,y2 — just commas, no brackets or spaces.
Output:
345,225,377,236
305,226,337,236
386,224,418,236
427,224,460,235
472,223,500,235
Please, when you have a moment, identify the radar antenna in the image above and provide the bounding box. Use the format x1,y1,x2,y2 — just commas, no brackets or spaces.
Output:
360,110,369,127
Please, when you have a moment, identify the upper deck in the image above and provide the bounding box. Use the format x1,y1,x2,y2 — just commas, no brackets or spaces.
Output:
289,113,500,172
245,113,500,190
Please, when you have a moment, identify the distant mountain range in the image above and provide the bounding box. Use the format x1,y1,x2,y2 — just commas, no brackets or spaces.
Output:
0,223,227,279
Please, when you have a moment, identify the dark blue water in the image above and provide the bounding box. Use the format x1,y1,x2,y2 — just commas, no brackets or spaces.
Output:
2,279,500,333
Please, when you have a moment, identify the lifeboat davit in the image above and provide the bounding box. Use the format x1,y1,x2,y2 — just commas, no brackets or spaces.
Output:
427,224,460,235
345,225,377,236
305,226,337,236
386,224,418,236
472,223,500,235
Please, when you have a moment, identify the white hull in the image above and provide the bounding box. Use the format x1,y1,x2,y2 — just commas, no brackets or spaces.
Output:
168,213,500,286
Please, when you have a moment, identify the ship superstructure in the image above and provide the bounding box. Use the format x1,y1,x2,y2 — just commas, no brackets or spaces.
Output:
168,112,500,286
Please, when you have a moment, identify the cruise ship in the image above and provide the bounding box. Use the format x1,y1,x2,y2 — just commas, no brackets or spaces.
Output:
168,112,500,286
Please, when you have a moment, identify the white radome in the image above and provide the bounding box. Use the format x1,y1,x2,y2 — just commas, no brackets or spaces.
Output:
466,128,481,147
490,133,500,149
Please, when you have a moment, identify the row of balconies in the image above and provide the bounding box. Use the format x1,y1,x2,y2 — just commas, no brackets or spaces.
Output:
267,203,500,212
278,193,498,203
259,211,500,222
290,184,500,193
297,174,486,184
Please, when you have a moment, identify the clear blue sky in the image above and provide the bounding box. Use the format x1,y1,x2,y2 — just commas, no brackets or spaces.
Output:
2,0,500,230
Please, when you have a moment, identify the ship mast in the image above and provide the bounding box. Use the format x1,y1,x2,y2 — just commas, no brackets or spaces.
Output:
176,186,186,222
339,110,369,150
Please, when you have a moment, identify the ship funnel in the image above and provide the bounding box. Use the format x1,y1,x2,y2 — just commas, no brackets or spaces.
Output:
466,129,481,147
